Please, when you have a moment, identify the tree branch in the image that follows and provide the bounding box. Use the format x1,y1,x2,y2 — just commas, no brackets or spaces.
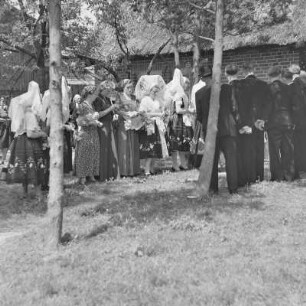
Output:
0,46,18,53
68,53,121,83
187,0,215,14
8,56,34,94
146,38,171,75
0,36,37,60
17,0,32,30
198,35,215,42
33,2,47,36
113,17,129,58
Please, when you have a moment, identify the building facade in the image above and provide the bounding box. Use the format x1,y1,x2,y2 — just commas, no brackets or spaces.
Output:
120,44,304,85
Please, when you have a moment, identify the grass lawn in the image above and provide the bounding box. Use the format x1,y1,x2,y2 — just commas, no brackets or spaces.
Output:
1,169,306,306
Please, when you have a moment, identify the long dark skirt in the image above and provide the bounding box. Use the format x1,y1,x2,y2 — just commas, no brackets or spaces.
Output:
75,126,100,178
168,115,193,152
6,134,48,186
116,120,140,176
0,119,12,149
64,130,73,174
98,120,119,182
138,125,162,159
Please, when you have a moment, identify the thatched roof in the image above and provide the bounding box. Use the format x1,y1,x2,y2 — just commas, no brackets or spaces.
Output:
128,22,304,58
92,13,305,60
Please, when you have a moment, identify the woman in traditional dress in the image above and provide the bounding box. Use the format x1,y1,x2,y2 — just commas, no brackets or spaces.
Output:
75,85,101,185
135,75,168,176
115,79,140,177
168,69,193,171
4,81,48,198
93,80,120,182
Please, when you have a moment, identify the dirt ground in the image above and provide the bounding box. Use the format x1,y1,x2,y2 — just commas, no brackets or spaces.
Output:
1,169,306,305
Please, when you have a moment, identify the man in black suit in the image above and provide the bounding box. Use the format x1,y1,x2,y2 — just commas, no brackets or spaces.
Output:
261,65,295,181
231,66,256,187
288,64,306,177
240,63,271,182
195,64,239,194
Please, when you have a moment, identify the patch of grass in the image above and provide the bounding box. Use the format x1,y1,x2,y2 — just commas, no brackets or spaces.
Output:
1,173,306,305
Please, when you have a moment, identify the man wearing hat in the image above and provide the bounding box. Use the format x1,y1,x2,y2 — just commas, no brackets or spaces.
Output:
195,64,239,194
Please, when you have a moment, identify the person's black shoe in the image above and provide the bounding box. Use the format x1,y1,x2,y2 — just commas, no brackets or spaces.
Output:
179,166,188,171
41,185,49,191
229,189,238,194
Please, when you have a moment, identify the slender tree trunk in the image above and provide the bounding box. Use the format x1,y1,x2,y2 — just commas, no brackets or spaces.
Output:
46,0,63,249
146,38,171,75
196,0,224,197
192,37,200,85
37,19,48,92
172,31,180,68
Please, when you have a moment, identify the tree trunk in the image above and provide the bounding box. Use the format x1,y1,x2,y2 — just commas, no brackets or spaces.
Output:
172,31,180,68
46,0,63,249
196,0,224,197
192,38,200,85
146,38,171,75
37,19,48,92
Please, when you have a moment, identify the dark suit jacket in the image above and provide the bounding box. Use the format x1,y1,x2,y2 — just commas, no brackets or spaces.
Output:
218,83,238,137
290,77,306,129
195,85,211,136
195,83,238,138
231,79,253,129
263,80,294,129
243,75,271,122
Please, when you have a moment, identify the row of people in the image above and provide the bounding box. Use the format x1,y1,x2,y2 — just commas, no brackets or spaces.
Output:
0,70,195,195
195,63,306,194
74,71,194,182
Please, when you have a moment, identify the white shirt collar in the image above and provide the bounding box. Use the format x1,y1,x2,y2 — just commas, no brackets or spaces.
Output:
293,74,299,81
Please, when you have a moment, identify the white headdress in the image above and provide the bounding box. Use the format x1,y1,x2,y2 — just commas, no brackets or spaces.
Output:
135,75,166,102
9,81,42,133
167,69,188,101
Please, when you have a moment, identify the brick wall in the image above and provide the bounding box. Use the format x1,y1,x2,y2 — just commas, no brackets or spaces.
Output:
125,44,302,85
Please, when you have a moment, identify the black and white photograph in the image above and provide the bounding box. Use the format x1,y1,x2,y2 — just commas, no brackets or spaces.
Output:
1,0,306,305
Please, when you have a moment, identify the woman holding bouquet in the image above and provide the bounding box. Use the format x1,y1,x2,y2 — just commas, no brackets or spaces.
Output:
75,85,102,185
168,69,193,171
93,80,120,182
135,75,168,176
116,79,140,177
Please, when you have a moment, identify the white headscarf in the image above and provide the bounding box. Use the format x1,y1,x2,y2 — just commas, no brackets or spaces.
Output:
9,81,42,133
167,68,188,104
40,76,71,126
135,75,166,102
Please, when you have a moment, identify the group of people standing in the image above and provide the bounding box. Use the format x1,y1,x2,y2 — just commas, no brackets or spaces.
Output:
196,63,306,194
74,70,195,182
0,69,197,197
2,61,305,198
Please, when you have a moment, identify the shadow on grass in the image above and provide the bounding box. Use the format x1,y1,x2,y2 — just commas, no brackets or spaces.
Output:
79,187,266,230
0,185,48,219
